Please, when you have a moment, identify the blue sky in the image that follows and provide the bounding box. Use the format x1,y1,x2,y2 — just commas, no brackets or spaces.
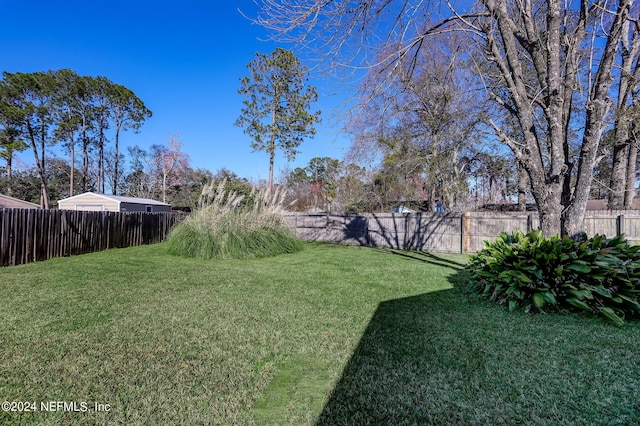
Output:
1,0,351,183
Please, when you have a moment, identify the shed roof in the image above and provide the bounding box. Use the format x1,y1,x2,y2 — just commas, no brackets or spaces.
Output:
59,192,170,206
0,193,41,209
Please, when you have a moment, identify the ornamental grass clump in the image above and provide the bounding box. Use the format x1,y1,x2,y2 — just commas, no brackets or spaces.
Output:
166,180,302,259
466,230,640,326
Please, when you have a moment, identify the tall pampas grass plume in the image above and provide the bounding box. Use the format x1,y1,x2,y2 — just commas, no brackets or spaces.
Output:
167,179,302,259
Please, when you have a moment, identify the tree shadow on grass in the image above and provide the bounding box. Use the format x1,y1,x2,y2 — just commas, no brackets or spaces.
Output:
378,248,469,270
315,259,473,425
315,250,640,425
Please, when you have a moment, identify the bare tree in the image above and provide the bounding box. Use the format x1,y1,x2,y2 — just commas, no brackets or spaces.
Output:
609,10,640,208
107,83,152,195
346,32,485,211
254,0,635,237
123,145,153,199
149,133,189,204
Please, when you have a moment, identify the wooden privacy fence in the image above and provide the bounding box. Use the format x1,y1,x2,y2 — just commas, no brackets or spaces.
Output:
0,208,181,267
283,211,640,253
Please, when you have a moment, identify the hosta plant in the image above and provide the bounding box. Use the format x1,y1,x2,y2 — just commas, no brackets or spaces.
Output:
466,230,640,326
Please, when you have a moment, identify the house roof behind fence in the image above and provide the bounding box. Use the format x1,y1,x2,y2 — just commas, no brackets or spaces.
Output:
98,194,170,206
0,193,41,209
58,192,170,206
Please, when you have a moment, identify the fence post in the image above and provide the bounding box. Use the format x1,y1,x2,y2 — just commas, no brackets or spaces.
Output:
617,215,625,237
325,213,330,241
461,211,471,253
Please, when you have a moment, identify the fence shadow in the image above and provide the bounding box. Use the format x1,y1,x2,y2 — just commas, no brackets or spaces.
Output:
341,214,369,246
288,211,640,253
339,212,460,251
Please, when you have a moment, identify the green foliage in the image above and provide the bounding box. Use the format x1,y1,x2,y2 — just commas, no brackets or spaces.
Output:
166,180,302,259
467,230,640,326
285,157,341,211
0,69,151,204
235,48,321,188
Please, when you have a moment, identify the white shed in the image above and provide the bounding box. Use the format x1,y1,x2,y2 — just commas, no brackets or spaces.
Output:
58,192,172,213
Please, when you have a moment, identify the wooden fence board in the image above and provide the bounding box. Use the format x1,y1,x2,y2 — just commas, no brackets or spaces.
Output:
285,211,640,253
624,217,640,243
584,216,617,237
6,209,640,265
0,209,181,267
0,210,9,265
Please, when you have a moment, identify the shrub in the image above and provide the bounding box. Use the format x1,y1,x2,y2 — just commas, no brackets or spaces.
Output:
466,230,640,326
166,180,303,259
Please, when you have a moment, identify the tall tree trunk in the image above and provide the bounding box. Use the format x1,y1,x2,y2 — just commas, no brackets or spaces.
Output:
624,136,638,207
268,147,275,191
162,172,167,203
65,104,75,198
26,124,49,209
609,15,639,209
39,120,49,209
113,128,120,195
268,107,277,190
564,100,612,237
531,179,563,238
82,129,89,192
98,128,105,193
563,0,632,236
517,163,528,211
5,155,12,196
68,128,75,197
610,129,629,208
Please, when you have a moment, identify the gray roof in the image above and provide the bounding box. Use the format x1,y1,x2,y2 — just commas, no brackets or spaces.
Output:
59,192,170,206
97,193,170,206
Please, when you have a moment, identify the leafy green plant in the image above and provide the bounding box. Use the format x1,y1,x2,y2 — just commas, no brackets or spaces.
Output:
467,230,640,326
166,180,302,259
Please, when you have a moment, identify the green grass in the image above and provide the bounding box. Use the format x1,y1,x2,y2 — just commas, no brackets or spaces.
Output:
0,243,639,425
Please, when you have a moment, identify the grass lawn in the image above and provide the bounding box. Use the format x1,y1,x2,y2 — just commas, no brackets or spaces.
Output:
0,242,639,425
